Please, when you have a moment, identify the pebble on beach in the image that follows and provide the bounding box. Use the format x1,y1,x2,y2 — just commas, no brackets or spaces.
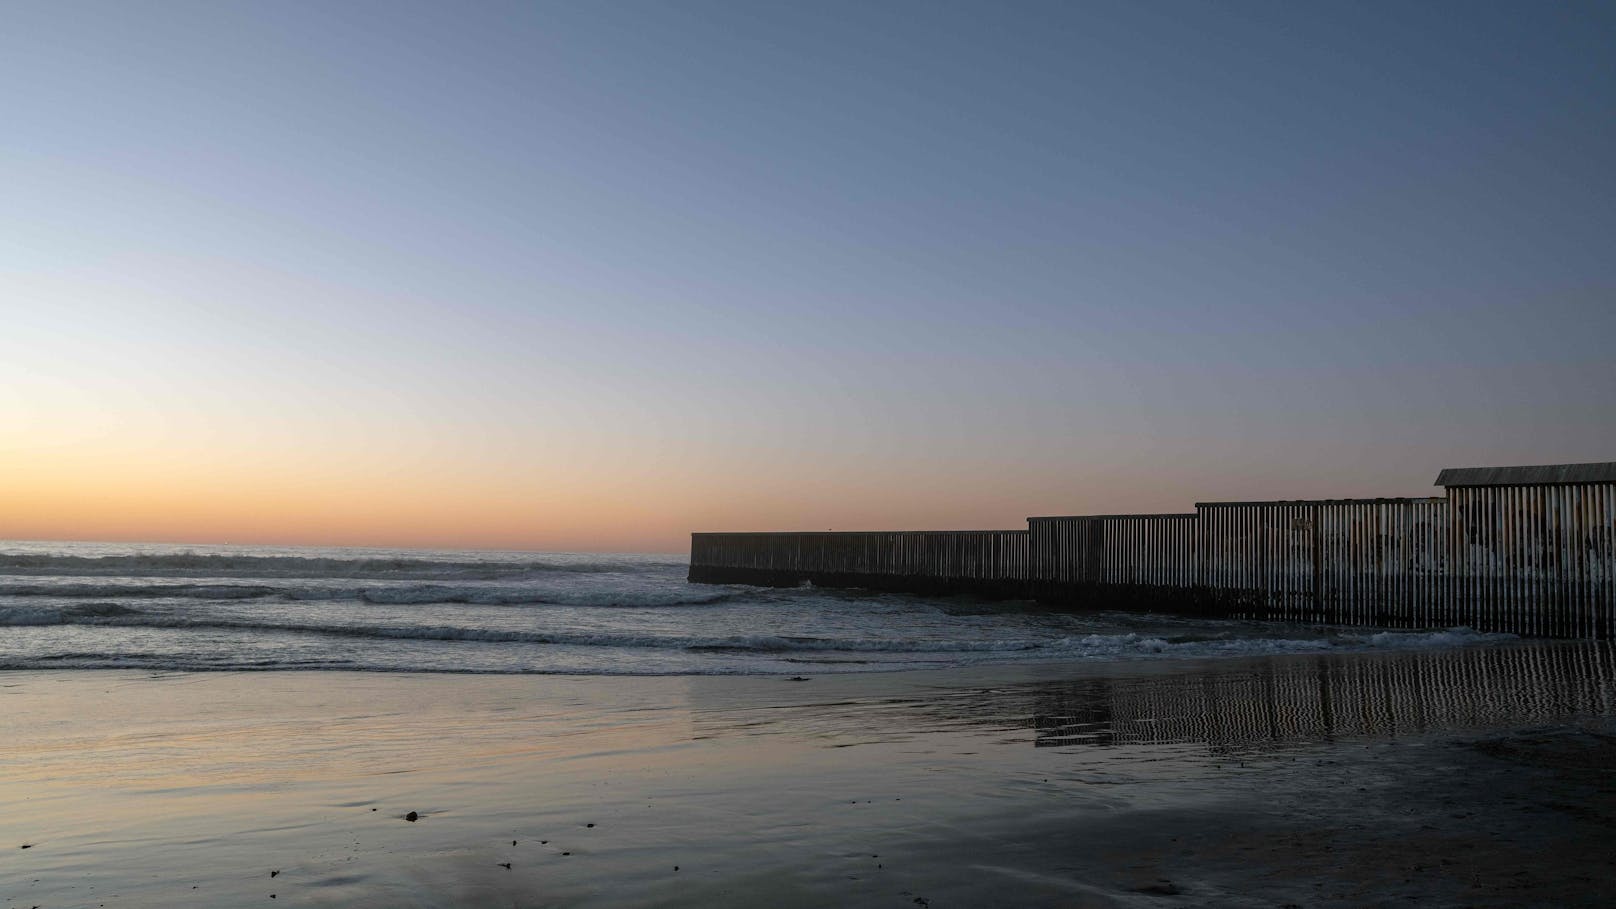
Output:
405,811,419,822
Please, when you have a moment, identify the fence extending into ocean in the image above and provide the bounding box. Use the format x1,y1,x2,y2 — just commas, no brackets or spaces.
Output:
687,530,1030,598
689,462,1616,639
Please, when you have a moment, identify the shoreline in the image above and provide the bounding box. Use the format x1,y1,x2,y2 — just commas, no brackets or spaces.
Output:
5,642,1615,907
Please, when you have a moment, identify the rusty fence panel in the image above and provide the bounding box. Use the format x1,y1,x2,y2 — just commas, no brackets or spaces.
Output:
1193,498,1451,625
1446,483,1616,638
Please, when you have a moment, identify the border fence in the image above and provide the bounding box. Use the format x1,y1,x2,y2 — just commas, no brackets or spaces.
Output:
689,462,1616,638
688,530,1029,597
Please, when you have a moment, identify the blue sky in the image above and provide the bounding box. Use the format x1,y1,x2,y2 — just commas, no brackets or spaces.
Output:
3,1,1613,549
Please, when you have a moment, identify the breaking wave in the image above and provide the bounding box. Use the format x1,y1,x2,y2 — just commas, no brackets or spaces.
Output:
0,582,736,608
0,604,1513,659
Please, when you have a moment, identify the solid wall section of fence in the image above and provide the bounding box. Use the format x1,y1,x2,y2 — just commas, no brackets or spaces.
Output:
689,466,1616,638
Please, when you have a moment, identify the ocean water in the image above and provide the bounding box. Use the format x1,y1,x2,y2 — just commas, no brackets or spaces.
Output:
0,540,1513,675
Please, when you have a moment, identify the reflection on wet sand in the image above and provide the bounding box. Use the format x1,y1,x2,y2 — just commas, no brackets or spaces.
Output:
1021,641,1615,750
689,641,1616,755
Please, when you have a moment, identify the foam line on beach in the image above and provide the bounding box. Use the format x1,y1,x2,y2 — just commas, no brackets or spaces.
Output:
0,604,1514,657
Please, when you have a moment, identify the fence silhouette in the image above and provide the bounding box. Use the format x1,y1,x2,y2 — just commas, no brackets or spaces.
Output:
688,529,1028,597
689,461,1616,638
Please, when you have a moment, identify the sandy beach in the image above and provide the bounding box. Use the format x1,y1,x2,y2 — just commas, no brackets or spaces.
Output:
4,641,1614,908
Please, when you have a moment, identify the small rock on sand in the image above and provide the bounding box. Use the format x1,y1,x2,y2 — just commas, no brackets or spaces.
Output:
405,811,419,822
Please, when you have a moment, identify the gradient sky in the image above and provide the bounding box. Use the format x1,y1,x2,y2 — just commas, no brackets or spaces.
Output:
4,1,1614,552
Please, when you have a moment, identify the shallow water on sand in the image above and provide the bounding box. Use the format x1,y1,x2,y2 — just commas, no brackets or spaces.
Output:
0,540,1514,674
3,641,1613,907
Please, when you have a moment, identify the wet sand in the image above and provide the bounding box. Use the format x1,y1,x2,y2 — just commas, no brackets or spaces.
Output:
3,641,1615,907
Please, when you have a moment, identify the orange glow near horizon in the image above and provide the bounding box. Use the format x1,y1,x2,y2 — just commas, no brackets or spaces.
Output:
0,370,1498,555
0,416,1126,553
0,431,1454,555
0,444,689,553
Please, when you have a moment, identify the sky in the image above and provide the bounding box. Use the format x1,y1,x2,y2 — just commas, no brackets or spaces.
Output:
3,0,1614,552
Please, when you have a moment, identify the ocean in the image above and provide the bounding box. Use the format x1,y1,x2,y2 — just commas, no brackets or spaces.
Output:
0,540,1511,674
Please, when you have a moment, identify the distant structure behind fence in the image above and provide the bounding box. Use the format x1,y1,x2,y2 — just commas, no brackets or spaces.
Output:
689,462,1616,639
